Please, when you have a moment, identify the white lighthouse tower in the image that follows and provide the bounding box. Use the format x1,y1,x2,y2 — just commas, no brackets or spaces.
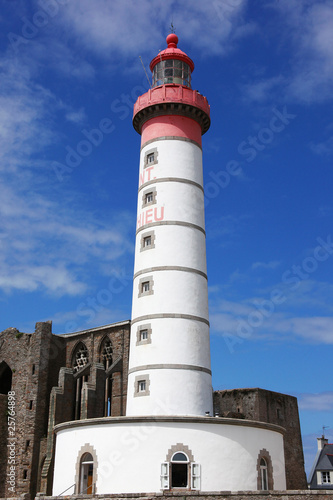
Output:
52,34,287,496
126,33,213,417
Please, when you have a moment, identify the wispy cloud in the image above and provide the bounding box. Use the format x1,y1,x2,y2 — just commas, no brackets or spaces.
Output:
252,260,281,271
299,392,333,411
239,1,333,104
286,1,333,103
0,181,133,296
310,136,333,157
0,48,133,298
53,0,254,59
65,107,87,125
241,76,286,104
210,279,333,345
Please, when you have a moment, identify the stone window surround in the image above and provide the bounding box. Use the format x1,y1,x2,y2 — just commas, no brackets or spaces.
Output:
136,323,152,346
256,448,274,490
142,187,157,209
144,147,159,168
140,230,156,252
138,275,154,298
74,443,98,495
134,374,150,397
164,443,195,491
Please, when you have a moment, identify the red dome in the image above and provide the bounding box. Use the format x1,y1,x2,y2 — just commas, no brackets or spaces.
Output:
149,34,194,73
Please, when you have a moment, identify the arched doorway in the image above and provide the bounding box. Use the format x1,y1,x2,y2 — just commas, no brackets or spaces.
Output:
0,361,12,394
79,453,94,494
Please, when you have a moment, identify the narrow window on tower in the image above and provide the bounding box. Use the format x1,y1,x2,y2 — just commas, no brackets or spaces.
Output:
136,323,152,345
140,231,155,252
138,276,154,297
146,192,153,203
144,147,158,168
141,330,148,340
144,236,151,247
142,187,157,208
138,380,146,392
134,374,150,397
147,153,154,164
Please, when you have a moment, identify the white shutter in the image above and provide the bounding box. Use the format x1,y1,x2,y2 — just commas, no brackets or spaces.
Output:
160,462,169,490
191,462,201,490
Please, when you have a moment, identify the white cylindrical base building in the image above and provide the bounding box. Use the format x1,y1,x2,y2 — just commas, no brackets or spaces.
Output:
52,417,286,495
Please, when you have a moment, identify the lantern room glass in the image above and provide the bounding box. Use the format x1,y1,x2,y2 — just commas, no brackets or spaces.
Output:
152,60,191,88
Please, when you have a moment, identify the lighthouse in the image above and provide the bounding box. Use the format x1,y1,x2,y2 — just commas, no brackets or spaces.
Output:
52,34,287,495
126,33,213,417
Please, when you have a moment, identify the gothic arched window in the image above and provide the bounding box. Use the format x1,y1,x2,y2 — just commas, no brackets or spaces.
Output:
257,449,274,490
100,338,113,369
100,337,113,416
72,342,89,373
72,342,89,420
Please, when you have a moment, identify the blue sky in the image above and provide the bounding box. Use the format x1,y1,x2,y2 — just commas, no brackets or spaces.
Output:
0,0,332,475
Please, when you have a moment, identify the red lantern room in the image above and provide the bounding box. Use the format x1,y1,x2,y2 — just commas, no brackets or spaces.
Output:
150,33,195,88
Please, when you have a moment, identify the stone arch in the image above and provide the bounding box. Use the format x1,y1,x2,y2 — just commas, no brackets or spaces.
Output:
0,361,12,394
165,443,195,463
75,443,98,494
256,448,274,490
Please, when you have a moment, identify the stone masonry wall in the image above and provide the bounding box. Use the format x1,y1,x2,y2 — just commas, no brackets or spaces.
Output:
0,327,36,499
33,490,333,500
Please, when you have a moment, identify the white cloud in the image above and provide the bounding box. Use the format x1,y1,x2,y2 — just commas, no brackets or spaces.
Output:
241,76,285,103
210,279,333,345
0,57,56,171
277,1,333,103
0,181,133,296
65,107,87,124
299,392,333,411
252,260,281,270
53,0,253,59
310,136,333,156
238,1,333,104
277,316,333,344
